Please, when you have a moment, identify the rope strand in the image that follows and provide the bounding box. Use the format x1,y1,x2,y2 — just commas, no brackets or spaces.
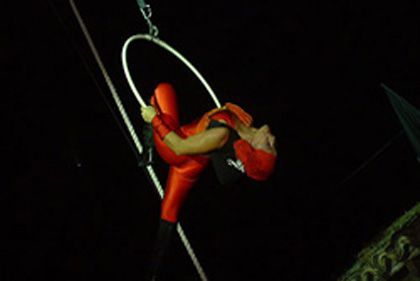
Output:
69,1,210,280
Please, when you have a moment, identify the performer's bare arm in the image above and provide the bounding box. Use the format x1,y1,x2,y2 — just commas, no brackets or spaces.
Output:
163,128,229,155
141,105,229,155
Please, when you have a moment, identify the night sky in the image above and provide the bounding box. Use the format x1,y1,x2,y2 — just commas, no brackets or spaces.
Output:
8,1,420,281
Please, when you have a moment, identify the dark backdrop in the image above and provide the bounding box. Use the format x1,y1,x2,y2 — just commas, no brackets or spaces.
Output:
8,1,420,281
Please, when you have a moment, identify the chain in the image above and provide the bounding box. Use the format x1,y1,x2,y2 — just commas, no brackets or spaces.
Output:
137,0,159,37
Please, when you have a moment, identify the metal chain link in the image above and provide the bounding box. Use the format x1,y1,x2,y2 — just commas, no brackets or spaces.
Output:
137,0,159,37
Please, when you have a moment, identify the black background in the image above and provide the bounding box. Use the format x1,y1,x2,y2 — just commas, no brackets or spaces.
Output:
8,1,420,281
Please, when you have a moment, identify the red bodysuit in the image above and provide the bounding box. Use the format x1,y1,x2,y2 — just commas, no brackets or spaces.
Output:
146,82,276,281
150,82,276,223
150,82,234,223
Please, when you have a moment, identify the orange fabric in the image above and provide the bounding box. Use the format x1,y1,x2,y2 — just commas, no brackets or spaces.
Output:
225,102,253,126
195,102,252,133
208,111,235,127
194,108,226,133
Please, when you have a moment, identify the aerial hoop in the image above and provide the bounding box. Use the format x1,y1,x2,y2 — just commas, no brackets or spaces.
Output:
68,0,211,280
121,35,214,281
121,34,222,109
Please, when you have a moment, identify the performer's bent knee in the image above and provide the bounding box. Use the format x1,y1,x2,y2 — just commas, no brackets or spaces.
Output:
151,82,179,127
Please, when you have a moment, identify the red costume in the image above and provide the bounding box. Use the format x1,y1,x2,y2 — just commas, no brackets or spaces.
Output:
150,82,276,223
146,82,276,280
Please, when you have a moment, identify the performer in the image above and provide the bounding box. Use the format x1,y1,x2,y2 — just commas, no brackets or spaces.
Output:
141,82,277,280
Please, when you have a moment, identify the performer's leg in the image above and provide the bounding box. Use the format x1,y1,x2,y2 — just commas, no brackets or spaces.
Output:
147,158,208,280
150,83,191,166
146,82,209,279
151,82,179,128
160,160,207,223
140,82,179,167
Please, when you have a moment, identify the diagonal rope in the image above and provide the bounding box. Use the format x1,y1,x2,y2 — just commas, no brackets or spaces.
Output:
122,34,222,281
68,0,145,156
46,0,142,164
68,1,209,280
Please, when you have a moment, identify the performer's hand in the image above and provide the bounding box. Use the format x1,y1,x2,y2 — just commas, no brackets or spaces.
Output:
141,105,157,123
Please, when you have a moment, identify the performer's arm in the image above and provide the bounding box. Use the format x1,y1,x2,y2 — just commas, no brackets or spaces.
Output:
163,128,229,155
141,106,229,155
